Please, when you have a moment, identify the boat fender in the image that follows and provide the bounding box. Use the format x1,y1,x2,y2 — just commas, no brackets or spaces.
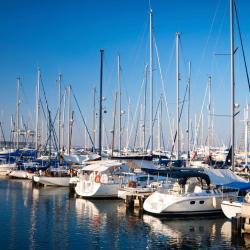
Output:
245,192,250,203
150,182,161,188
95,175,101,183
173,182,180,192
100,174,108,183
212,197,217,208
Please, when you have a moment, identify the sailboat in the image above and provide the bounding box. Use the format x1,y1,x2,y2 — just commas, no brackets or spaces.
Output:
220,0,250,219
75,160,124,198
143,168,242,215
0,77,21,176
143,0,248,216
33,167,72,186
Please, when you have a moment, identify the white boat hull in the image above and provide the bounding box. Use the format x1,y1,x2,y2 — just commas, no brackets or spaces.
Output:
9,170,28,179
0,163,17,176
75,180,120,198
33,176,70,187
143,191,236,215
221,200,242,219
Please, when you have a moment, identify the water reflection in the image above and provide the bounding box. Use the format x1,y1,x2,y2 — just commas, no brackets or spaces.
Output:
75,198,126,221
0,178,249,249
31,186,73,250
143,214,234,249
221,221,232,241
74,198,130,248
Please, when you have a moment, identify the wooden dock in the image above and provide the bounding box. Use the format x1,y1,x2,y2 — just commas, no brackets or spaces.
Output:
232,203,250,235
125,192,151,210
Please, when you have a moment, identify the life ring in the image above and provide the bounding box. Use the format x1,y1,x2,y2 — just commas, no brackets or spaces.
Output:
128,180,137,188
95,175,101,183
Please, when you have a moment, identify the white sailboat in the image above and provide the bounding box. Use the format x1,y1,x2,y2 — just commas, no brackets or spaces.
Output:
33,167,71,187
33,176,71,187
75,160,124,198
220,0,250,219
9,162,43,180
143,169,242,215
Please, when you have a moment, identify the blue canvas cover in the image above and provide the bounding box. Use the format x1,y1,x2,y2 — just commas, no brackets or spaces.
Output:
223,181,250,191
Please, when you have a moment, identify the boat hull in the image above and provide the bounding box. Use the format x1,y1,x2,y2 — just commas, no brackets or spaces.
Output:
143,191,236,215
0,164,17,176
9,170,28,179
75,180,120,198
33,176,70,187
221,200,242,219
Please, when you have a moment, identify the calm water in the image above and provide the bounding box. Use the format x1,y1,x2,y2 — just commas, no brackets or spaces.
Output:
0,178,248,250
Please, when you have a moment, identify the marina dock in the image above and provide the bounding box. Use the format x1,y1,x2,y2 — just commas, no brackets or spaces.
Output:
232,203,250,236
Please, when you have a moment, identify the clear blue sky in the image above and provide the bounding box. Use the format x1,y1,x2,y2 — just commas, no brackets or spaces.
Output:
0,0,249,149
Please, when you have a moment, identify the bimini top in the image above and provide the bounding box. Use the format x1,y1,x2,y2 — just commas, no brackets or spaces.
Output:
222,181,250,191
82,160,122,173
203,168,247,186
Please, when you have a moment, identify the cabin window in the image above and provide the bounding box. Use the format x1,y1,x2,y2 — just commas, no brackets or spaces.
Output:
190,201,195,205
199,200,204,204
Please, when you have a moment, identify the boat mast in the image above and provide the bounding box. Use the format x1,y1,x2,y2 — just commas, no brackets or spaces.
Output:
93,87,96,150
58,74,62,152
143,64,148,153
70,110,74,152
230,0,235,171
244,104,249,167
126,98,130,150
158,95,163,151
48,110,52,163
187,62,191,166
67,85,71,154
208,75,212,154
61,89,66,152
201,113,204,148
99,49,104,157
117,54,122,154
176,32,180,160
149,8,154,154
16,76,20,149
140,103,143,150
111,92,118,157
35,69,40,151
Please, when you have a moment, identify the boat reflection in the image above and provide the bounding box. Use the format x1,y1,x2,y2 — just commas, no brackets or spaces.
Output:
221,220,250,248
221,221,232,241
143,214,233,249
74,198,128,249
29,185,73,249
3,178,33,207
32,186,69,198
75,198,100,223
75,198,126,225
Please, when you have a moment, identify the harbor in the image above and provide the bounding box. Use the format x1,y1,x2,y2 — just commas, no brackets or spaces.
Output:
1,0,250,249
0,177,250,249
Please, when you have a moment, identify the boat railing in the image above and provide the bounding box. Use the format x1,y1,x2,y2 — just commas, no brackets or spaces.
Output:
79,172,124,184
158,183,217,196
